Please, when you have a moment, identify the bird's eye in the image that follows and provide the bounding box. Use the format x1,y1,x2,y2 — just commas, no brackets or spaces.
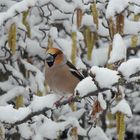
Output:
46,53,54,62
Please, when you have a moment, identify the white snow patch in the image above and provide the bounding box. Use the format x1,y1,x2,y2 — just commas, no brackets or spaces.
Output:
18,123,33,139
90,66,119,88
51,0,75,13
49,27,58,40
98,93,106,110
130,0,140,6
0,81,15,91
5,64,24,80
75,77,97,97
0,0,36,26
25,38,46,58
98,19,109,36
88,126,110,140
76,57,87,70
30,94,59,112
32,134,43,140
63,109,85,120
90,46,108,66
108,34,126,64
106,0,129,18
118,58,140,80
124,18,140,35
0,105,31,123
20,59,45,93
133,98,140,113
0,86,29,105
54,38,72,60
81,14,95,27
111,99,132,117
38,117,86,139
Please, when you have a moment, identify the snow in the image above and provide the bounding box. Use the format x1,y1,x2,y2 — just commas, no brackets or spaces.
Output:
28,73,38,93
98,19,109,36
90,66,119,88
90,45,108,66
50,10,71,22
49,27,58,40
32,134,43,140
0,105,31,123
0,94,60,123
88,126,110,140
98,93,106,110
76,57,87,69
62,108,85,120
108,34,126,63
25,38,46,58
51,0,75,13
118,58,140,80
130,0,140,5
54,38,72,60
0,0,37,26
106,0,129,19
0,0,139,139
81,14,95,28
0,81,15,91
0,0,16,11
20,59,45,93
133,98,140,113
75,76,97,97
18,123,33,139
133,6,140,15
5,64,24,81
38,117,86,139
0,86,29,105
30,94,59,112
124,18,140,35
111,99,132,117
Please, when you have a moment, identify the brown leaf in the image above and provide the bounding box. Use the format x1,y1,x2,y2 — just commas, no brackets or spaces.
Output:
91,100,103,116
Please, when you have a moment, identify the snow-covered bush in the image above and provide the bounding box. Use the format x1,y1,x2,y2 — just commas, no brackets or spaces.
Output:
0,0,140,140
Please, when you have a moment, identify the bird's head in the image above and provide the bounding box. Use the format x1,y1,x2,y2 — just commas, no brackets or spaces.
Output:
46,48,66,67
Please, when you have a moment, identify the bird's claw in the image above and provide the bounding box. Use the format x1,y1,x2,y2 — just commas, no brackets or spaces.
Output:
53,96,64,108
54,100,61,108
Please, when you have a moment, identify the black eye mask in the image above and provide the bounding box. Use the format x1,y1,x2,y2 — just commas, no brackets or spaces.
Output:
46,53,57,67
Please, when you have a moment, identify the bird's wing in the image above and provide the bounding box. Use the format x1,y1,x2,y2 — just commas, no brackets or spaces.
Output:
66,60,84,81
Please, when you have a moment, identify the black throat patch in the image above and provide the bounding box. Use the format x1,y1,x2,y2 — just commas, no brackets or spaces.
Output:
47,61,54,67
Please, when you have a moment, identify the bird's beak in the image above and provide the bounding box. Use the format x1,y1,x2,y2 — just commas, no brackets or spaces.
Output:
46,53,54,62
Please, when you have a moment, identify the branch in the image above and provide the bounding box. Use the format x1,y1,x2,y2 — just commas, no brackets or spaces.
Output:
12,107,51,126
129,70,140,78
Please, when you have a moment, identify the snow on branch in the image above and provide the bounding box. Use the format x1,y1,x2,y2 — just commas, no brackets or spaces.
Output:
0,94,58,125
0,86,29,106
90,66,119,88
0,81,15,92
129,0,140,6
111,99,132,117
118,58,140,81
0,58,138,126
0,105,31,124
0,0,38,26
75,59,140,97
20,59,45,93
108,34,126,64
106,0,129,19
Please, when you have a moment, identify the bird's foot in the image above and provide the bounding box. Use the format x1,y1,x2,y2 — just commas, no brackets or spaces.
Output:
54,96,64,107
67,95,74,104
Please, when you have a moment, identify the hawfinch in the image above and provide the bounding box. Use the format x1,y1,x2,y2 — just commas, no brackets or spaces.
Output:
45,48,84,96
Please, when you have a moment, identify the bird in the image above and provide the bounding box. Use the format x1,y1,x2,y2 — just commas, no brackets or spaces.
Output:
45,47,84,97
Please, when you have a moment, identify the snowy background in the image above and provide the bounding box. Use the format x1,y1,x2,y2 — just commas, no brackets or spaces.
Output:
0,0,140,140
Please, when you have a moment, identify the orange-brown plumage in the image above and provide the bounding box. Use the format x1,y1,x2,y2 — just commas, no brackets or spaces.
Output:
45,48,84,96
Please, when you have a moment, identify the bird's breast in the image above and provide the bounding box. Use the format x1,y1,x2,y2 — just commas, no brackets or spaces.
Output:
45,65,80,95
